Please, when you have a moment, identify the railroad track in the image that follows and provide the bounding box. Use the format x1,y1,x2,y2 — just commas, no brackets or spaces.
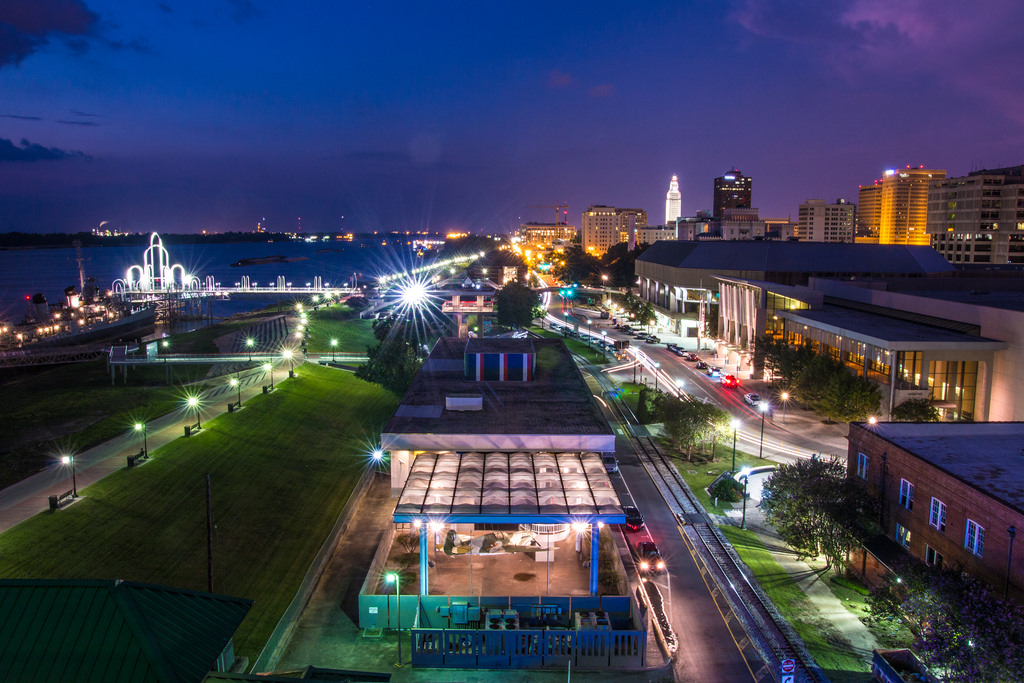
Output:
627,430,825,683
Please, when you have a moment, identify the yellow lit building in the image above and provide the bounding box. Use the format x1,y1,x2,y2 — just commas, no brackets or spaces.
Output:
581,205,648,255
518,222,576,250
876,166,946,246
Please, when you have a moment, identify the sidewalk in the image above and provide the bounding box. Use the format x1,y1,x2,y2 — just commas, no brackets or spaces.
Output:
723,476,879,663
0,327,294,534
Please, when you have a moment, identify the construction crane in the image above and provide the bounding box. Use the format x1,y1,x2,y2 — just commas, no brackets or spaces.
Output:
527,202,569,225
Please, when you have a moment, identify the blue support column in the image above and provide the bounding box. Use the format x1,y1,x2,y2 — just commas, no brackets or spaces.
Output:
419,525,429,595
590,522,600,596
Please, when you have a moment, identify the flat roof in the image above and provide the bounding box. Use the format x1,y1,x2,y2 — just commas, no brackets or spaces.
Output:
382,337,613,452
860,422,1024,514
638,241,955,274
394,451,624,523
779,307,1006,351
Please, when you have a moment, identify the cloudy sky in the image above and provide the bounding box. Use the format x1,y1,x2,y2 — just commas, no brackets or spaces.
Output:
2,0,1024,234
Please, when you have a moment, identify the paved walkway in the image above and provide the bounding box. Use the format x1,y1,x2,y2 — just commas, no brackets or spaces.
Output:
0,322,294,534
723,474,880,663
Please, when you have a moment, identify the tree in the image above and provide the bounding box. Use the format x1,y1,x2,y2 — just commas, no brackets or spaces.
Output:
815,370,882,423
891,398,941,422
495,281,540,328
760,457,876,572
868,557,1024,682
552,244,601,284
355,315,425,396
601,242,649,287
656,394,729,461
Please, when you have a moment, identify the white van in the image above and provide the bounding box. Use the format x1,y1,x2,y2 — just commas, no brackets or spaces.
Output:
602,454,619,473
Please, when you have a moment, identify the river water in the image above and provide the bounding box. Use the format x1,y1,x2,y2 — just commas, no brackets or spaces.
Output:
0,237,420,323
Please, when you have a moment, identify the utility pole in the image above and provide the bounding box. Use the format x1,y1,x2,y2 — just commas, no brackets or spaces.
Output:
206,474,214,592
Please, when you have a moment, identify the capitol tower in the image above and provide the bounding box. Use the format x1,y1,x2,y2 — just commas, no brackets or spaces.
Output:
665,175,682,224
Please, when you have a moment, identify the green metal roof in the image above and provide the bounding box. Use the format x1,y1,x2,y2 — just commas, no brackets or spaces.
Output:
0,579,253,683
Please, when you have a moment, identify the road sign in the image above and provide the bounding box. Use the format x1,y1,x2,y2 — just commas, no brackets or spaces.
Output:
781,658,796,674
782,676,794,683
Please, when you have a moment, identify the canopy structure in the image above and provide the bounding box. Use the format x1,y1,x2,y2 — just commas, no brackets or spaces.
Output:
394,451,625,596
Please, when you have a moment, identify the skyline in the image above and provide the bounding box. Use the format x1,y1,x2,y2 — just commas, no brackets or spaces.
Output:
2,1,1024,234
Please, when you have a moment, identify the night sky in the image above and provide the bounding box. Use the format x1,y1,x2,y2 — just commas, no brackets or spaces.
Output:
2,0,1024,235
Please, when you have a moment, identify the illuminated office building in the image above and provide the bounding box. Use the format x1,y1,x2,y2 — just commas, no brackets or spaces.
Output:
665,175,682,225
877,166,946,246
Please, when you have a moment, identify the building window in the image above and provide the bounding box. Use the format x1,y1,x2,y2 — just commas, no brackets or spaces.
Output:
929,498,946,532
896,523,911,548
965,519,985,557
899,479,914,510
856,452,869,480
925,545,944,568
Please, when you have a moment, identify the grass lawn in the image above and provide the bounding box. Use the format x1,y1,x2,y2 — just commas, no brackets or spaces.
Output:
0,360,210,490
161,308,288,354
0,364,398,662
302,305,376,353
664,442,774,516
529,327,608,364
719,526,872,683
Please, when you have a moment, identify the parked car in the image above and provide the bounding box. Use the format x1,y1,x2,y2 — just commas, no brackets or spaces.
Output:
744,392,763,407
695,360,708,370
602,454,618,473
645,336,661,344
706,366,722,378
636,541,665,574
721,374,740,388
666,343,678,351
683,352,699,362
671,346,687,357
622,506,645,532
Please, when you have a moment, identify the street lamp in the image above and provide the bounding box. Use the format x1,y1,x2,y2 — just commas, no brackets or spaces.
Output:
246,337,255,360
601,330,607,359
654,362,660,391
264,362,274,390
780,391,789,425
731,419,740,472
230,376,241,408
187,396,201,430
330,338,338,361
385,572,402,666
61,454,77,497
758,401,768,459
283,349,294,377
739,469,751,529
134,421,148,457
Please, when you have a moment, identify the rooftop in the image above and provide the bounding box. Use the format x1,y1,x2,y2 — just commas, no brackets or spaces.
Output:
394,451,624,523
638,241,955,274
779,307,1007,351
382,337,613,452
860,422,1024,514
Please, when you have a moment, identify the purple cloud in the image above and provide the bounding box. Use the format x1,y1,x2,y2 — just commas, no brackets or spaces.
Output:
0,137,91,162
589,83,615,98
547,69,572,88
0,0,98,66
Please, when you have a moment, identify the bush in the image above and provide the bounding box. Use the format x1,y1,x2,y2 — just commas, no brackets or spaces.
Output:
709,476,744,503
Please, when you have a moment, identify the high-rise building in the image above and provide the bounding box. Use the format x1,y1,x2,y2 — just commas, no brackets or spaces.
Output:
665,175,682,225
519,222,577,250
928,165,1024,264
857,181,883,239
877,166,946,246
797,199,856,243
581,205,648,254
713,168,752,218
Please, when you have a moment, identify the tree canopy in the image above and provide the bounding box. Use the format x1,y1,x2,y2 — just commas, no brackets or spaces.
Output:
891,398,941,422
495,281,540,328
760,457,876,572
355,315,425,396
868,557,1024,682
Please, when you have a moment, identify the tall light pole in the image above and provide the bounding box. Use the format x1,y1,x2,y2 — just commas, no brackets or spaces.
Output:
264,362,274,390
134,422,148,457
246,337,255,360
780,391,789,425
230,376,241,408
653,362,661,391
61,454,77,497
386,572,402,665
739,470,750,529
330,338,338,361
601,330,608,359
188,396,201,430
731,419,740,472
587,319,592,348
758,401,768,459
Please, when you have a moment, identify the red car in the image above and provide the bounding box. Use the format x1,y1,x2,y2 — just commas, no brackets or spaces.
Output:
721,374,740,388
